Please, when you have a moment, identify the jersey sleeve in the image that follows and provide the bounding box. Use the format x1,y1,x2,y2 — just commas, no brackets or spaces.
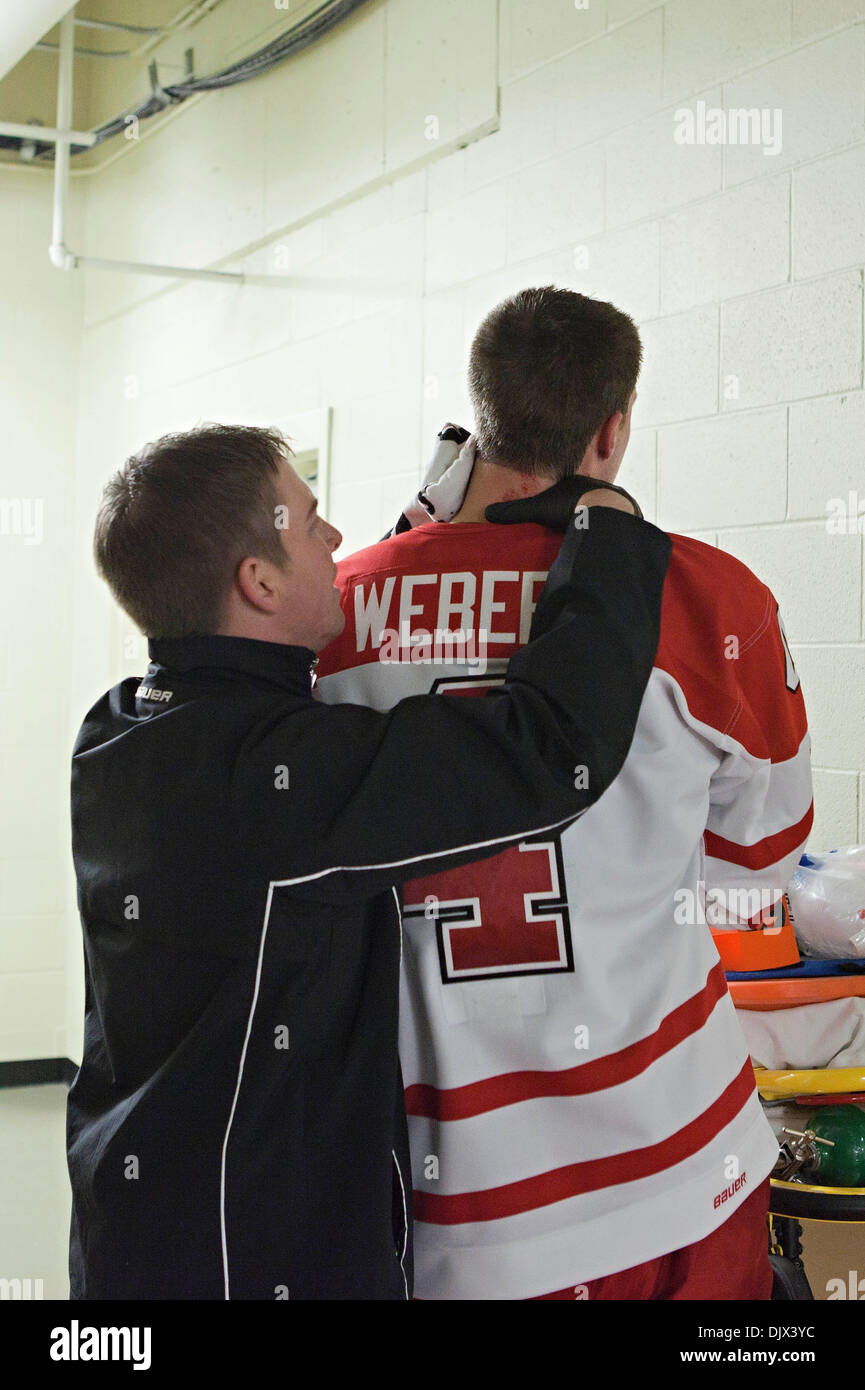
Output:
702,596,813,928
233,510,672,902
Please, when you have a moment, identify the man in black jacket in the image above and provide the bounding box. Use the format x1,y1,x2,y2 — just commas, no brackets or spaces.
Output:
68,422,669,1299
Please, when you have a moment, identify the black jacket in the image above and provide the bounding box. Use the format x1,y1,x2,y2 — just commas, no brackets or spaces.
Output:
67,509,670,1299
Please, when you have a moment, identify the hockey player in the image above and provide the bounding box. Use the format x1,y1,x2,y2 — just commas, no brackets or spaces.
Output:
68,422,668,1300
315,288,814,1300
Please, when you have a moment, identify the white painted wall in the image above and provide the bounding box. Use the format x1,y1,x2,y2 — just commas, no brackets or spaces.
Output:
0,169,83,1063
0,0,863,1064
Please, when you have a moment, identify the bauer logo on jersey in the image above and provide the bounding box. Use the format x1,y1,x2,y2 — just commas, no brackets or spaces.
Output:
135,685,173,703
402,837,573,983
713,1170,747,1209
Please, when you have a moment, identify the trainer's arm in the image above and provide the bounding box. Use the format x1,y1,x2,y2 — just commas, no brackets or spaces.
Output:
236,506,671,900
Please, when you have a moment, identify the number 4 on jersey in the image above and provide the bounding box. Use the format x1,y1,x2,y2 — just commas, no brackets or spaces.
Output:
403,839,574,983
401,671,573,983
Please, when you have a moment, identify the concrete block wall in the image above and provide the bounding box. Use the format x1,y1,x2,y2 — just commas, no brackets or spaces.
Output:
0,170,84,1063
1,0,861,1060
419,0,865,859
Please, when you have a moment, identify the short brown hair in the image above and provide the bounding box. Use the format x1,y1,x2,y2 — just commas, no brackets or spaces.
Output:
94,423,292,639
468,286,642,477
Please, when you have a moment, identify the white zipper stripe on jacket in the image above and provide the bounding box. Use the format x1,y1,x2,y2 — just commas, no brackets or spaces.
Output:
391,884,408,1298
392,884,403,964
270,811,582,888
392,1147,409,1300
219,882,274,1299
219,828,581,1298
219,883,413,1300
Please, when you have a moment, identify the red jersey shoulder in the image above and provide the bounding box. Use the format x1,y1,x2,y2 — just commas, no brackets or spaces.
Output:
655,533,781,739
660,535,774,657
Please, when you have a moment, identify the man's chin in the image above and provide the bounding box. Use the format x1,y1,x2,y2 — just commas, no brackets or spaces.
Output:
318,607,346,652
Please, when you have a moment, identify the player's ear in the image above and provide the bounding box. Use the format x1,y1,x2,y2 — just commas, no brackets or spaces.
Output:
596,412,623,462
235,556,281,613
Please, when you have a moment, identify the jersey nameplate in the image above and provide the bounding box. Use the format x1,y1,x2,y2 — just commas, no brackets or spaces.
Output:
353,569,550,655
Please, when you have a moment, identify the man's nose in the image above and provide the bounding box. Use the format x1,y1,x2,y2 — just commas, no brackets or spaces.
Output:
326,521,342,551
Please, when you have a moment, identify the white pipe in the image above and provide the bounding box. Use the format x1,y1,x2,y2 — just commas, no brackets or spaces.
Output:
49,8,75,270
75,17,160,34
46,3,243,285
0,120,96,146
75,255,244,284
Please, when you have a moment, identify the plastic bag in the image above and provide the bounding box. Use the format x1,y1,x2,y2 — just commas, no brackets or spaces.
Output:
788,847,865,959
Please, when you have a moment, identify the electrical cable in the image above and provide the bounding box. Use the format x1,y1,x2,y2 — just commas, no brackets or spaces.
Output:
1,0,370,161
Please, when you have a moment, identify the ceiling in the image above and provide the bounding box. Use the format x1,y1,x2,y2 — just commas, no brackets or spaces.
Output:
0,0,330,167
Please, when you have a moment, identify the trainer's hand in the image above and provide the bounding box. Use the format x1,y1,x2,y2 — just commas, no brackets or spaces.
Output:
485,476,642,531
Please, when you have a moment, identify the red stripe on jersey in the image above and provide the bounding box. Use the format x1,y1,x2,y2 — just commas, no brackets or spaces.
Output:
704,801,814,871
413,1057,757,1225
405,961,728,1120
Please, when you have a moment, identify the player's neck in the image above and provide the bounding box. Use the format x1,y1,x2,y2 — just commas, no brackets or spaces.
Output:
449,456,558,524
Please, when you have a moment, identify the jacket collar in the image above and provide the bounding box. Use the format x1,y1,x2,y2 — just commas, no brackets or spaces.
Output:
147,634,319,698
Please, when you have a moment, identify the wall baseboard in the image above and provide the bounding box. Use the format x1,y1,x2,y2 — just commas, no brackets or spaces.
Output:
0,1057,77,1089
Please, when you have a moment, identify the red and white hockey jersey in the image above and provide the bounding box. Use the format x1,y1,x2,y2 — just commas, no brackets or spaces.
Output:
315,511,813,1300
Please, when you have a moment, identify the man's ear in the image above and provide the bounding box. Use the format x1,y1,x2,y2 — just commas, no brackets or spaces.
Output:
596,411,624,462
235,556,281,614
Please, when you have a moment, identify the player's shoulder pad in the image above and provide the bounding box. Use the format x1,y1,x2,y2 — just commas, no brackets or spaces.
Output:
665,532,773,630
